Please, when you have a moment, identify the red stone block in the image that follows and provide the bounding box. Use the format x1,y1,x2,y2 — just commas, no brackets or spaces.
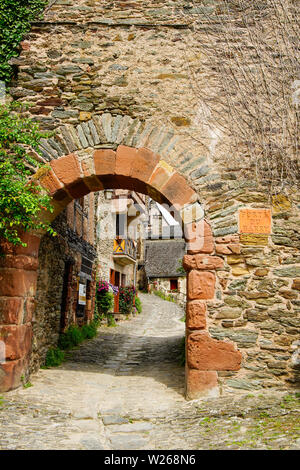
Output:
160,172,197,207
292,279,300,291
0,268,37,297
185,220,214,254
148,165,173,191
185,368,218,399
187,270,215,300
0,297,24,325
15,233,41,258
115,145,137,177
24,297,36,323
215,235,239,244
0,255,38,271
131,148,160,182
0,233,41,259
0,357,26,392
187,331,242,371
186,301,207,330
93,149,116,176
183,254,224,271
0,324,32,361
51,153,82,186
215,244,232,255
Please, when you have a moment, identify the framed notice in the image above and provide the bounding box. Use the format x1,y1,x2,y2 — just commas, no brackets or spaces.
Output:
239,209,272,234
78,283,86,305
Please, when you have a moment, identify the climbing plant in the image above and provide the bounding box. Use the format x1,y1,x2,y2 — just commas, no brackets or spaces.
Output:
0,101,54,246
0,0,47,84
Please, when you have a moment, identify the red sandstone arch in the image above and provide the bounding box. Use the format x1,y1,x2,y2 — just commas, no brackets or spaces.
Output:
0,145,242,398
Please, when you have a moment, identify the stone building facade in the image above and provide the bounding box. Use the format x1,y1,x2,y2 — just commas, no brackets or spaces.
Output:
95,189,146,311
143,200,187,306
145,239,187,307
31,194,97,373
0,1,299,398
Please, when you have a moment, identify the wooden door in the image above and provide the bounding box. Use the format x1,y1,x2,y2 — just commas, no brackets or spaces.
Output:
110,269,120,313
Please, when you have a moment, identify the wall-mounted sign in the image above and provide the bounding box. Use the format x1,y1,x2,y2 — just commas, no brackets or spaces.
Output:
78,283,86,305
239,209,272,234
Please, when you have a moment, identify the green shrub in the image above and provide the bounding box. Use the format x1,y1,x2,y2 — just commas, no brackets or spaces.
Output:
153,289,175,303
45,347,65,367
58,325,83,350
81,321,98,339
97,291,114,316
135,296,142,314
0,102,55,247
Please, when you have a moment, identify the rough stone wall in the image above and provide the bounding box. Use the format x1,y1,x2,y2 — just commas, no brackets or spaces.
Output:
7,0,300,392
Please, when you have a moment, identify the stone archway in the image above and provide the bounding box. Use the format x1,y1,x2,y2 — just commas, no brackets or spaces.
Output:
0,145,242,398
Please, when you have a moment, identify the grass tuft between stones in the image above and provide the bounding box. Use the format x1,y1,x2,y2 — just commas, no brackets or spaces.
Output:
43,321,99,368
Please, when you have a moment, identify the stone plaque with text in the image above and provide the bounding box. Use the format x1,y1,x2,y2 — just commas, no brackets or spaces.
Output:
239,209,272,234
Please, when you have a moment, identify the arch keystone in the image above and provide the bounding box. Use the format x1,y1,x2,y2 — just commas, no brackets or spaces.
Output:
115,145,137,177
93,149,116,176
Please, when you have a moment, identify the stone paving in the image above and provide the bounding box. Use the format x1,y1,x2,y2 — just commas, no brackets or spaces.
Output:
0,294,299,450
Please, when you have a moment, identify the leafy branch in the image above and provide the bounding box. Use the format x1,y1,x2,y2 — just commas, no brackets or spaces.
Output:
0,101,54,246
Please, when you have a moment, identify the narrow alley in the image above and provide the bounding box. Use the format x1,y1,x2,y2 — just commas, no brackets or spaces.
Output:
0,294,299,451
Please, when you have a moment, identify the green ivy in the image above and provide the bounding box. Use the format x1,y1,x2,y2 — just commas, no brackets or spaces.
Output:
96,291,114,316
0,0,47,84
0,101,54,246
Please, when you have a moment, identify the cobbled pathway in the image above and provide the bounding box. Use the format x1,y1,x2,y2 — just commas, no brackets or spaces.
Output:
0,294,299,450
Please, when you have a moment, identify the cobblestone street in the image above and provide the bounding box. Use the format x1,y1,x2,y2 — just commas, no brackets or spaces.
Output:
0,294,299,450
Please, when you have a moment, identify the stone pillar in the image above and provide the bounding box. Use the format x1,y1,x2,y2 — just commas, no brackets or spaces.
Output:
183,220,242,399
0,232,41,392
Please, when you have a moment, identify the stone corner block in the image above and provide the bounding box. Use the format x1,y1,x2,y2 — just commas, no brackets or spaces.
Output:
187,331,242,371
187,270,216,300
185,368,219,400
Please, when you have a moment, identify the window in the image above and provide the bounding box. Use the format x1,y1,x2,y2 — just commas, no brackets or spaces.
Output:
170,279,178,291
116,213,126,237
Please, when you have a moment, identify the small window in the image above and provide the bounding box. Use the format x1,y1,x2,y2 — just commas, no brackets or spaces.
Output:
170,279,178,291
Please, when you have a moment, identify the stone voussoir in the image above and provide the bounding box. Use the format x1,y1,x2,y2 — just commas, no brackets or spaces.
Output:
50,153,82,186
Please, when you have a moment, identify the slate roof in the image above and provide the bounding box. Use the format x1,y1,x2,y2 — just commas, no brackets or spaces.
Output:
144,240,186,278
